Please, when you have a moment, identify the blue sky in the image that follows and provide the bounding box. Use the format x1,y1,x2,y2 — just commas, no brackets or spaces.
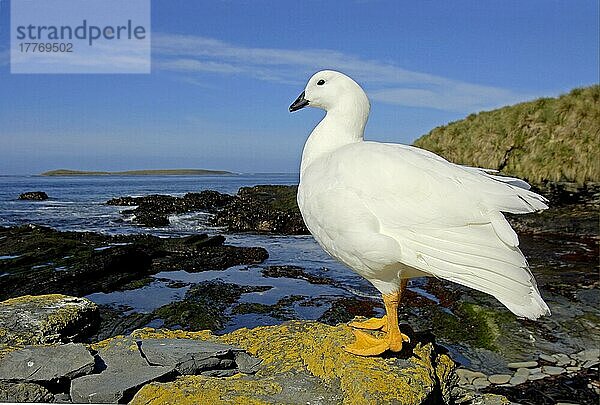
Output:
0,0,598,174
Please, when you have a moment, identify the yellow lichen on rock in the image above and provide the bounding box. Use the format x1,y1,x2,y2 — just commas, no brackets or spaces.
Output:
131,327,212,341
0,294,98,347
1,294,69,306
133,375,281,405
130,321,456,404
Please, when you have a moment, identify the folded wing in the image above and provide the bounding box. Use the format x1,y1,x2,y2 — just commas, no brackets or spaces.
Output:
308,142,550,319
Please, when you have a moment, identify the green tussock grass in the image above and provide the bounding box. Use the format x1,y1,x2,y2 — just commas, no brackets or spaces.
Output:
413,85,600,185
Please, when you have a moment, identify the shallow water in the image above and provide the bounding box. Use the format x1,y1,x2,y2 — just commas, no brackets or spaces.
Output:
1,174,598,372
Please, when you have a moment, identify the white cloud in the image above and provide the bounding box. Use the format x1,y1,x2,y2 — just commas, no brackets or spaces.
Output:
156,59,243,74
370,84,531,113
152,33,537,113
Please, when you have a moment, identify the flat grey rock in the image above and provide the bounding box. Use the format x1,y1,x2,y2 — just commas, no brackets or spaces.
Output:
138,338,261,375
0,381,54,403
542,365,565,375
70,337,262,403
472,377,490,388
528,373,547,381
488,374,511,384
139,338,234,373
507,360,538,369
574,348,599,363
0,343,94,382
0,295,98,346
514,367,531,377
70,337,172,404
234,351,262,374
53,393,72,403
582,359,599,369
552,353,572,366
201,368,238,377
456,368,486,385
538,353,557,364
509,375,527,386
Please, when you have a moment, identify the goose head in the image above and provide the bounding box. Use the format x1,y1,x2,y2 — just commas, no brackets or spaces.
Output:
289,70,370,115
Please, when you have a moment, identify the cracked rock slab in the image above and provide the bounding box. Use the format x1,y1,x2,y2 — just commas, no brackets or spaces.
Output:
131,321,458,404
138,338,261,375
0,343,94,382
69,336,263,403
70,337,172,404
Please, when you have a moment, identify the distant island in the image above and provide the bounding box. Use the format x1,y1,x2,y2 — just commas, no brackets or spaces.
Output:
41,169,235,176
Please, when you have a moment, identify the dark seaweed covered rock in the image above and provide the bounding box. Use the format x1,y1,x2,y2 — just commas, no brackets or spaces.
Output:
507,182,599,237
212,185,308,234
152,281,271,331
261,265,334,285
108,185,308,234
18,191,48,201
0,225,268,301
107,191,234,227
153,235,268,272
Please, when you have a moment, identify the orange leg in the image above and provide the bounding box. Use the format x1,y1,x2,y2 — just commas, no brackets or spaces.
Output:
344,279,410,356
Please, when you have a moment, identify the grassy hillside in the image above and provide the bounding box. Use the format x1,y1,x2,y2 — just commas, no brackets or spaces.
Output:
413,85,600,185
41,169,234,176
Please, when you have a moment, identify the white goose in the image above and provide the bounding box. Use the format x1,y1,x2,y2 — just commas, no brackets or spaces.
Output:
289,70,550,356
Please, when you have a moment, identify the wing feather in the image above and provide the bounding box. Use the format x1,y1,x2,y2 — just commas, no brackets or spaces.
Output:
302,141,551,319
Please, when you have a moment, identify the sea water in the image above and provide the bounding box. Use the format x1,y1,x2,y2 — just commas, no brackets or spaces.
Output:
0,173,385,331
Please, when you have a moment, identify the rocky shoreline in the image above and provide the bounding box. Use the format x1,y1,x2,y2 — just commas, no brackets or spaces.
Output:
0,300,458,404
107,185,307,233
0,224,268,301
0,182,598,403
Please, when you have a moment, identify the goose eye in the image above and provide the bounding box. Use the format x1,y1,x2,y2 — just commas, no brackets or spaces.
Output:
317,79,325,86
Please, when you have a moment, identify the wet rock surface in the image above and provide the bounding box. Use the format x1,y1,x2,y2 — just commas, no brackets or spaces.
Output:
261,264,335,285
18,191,49,201
212,185,307,234
506,182,599,237
0,224,268,301
107,191,234,227
484,366,599,405
109,185,308,234
0,294,99,346
151,280,272,332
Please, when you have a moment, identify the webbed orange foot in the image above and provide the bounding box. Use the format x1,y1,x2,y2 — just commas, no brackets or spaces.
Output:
344,329,390,356
343,329,410,356
348,315,388,331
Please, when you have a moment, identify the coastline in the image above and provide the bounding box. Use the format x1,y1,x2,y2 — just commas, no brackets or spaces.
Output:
1,180,597,404
40,169,236,176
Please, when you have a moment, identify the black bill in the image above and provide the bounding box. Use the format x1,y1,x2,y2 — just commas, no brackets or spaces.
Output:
289,91,309,112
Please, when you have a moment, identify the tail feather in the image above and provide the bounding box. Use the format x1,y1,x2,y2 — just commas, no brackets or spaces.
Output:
403,223,551,320
458,165,549,214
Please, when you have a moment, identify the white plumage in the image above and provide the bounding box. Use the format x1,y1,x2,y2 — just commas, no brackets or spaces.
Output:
290,70,550,323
